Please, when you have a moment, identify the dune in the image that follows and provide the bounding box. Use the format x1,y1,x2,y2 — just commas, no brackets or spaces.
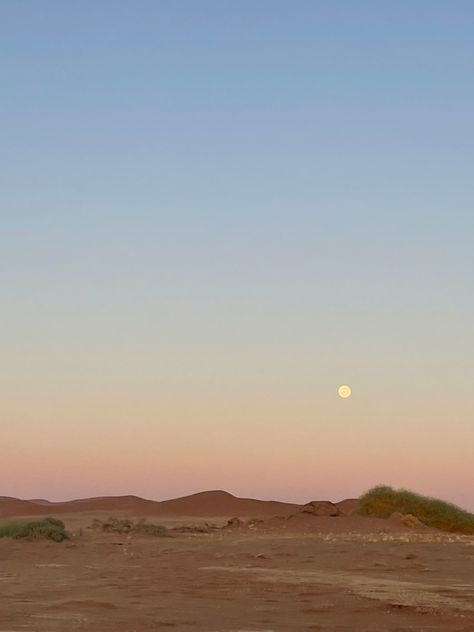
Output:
150,490,300,517
0,491,361,520
27,499,55,506
0,490,300,519
0,495,152,518
58,495,155,512
0,498,48,518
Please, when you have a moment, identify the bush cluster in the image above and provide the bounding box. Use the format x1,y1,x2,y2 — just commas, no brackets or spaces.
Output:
358,485,474,534
0,517,69,542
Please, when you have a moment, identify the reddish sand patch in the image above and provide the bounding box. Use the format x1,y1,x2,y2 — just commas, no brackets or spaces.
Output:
0,516,472,631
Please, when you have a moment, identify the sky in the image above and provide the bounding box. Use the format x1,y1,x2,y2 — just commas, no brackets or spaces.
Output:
1,1,473,510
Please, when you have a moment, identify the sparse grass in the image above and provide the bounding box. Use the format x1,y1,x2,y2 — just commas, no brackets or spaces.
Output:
0,517,69,542
91,517,133,534
133,520,169,537
358,485,474,535
91,517,169,537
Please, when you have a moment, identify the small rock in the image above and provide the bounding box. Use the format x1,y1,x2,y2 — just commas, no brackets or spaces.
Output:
226,517,244,528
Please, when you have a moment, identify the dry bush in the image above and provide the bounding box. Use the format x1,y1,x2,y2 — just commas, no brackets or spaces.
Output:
91,517,169,537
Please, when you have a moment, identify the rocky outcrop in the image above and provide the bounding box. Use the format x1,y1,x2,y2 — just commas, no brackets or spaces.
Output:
300,501,341,517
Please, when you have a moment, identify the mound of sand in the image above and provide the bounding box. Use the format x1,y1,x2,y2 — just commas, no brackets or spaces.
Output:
336,498,360,515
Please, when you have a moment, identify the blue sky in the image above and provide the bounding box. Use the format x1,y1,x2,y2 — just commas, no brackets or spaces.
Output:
1,1,473,507
3,1,474,225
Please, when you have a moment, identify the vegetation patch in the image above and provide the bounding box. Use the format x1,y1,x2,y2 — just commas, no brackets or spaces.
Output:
0,517,69,542
358,485,474,535
91,517,169,537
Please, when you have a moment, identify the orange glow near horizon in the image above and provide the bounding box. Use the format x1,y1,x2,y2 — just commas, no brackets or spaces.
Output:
3,374,473,511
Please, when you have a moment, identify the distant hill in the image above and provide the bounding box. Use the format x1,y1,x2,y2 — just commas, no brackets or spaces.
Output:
0,498,49,518
153,490,299,517
27,499,54,505
0,490,354,520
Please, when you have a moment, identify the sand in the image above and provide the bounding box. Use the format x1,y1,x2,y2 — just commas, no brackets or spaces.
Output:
0,493,472,631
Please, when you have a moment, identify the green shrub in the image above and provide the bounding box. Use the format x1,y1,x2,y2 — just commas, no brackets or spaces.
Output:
358,485,474,534
0,517,69,542
0,521,25,538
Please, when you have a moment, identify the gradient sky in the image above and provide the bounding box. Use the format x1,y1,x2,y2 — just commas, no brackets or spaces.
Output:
1,1,473,509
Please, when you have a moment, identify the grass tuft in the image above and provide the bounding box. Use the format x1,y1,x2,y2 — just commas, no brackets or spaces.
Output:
358,485,474,534
91,517,169,537
0,517,69,542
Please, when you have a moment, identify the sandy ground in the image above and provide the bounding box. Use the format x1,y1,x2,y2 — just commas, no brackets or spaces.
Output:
0,513,473,631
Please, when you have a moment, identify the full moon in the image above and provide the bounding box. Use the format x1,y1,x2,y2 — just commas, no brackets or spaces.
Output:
338,384,352,399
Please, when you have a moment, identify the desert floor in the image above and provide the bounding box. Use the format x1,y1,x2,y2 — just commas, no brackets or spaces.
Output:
0,513,473,632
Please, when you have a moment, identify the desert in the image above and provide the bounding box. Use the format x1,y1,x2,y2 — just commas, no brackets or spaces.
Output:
3,3,474,630
1,489,473,631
